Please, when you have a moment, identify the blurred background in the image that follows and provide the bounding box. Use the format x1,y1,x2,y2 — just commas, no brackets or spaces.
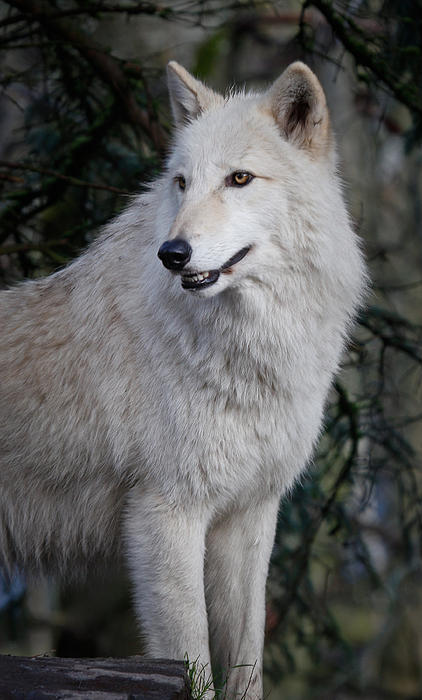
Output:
0,1,421,698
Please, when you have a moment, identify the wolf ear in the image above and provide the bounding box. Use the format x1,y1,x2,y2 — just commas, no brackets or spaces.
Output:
268,62,332,158
167,61,222,127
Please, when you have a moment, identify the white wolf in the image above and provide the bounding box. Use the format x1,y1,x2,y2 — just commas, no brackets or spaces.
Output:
0,62,365,697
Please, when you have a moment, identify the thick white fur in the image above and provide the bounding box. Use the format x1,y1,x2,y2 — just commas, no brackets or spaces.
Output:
0,62,366,697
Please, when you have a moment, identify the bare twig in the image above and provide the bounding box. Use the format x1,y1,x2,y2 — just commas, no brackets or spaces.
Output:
0,160,131,194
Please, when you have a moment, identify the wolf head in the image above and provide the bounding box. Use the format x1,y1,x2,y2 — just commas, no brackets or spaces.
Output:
156,61,336,299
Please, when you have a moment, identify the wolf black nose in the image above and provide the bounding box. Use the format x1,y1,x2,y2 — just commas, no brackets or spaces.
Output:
158,238,192,270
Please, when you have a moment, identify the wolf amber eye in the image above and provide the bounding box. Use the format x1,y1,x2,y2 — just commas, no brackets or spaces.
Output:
227,172,254,187
175,175,186,191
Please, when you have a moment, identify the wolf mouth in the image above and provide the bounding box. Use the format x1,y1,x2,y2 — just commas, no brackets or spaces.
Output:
181,246,251,290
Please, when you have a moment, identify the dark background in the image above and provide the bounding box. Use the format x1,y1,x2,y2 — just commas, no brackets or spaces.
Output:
1,1,421,698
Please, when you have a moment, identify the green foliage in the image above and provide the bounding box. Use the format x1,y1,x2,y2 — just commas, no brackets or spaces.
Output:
185,654,257,700
185,655,215,700
193,28,229,80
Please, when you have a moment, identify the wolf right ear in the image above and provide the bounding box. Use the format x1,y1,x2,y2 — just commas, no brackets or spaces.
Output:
268,62,332,158
167,61,223,127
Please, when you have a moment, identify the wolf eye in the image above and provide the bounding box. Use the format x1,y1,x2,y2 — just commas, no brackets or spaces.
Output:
175,175,186,191
227,172,254,187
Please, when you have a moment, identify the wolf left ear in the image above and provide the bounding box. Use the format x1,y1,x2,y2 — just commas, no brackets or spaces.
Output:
167,61,223,127
268,62,332,158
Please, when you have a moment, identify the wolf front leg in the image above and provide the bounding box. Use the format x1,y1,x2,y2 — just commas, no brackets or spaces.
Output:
125,488,212,672
205,496,280,700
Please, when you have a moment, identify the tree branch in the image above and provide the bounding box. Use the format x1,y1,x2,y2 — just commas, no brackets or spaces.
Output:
303,0,422,119
0,160,131,194
6,0,168,154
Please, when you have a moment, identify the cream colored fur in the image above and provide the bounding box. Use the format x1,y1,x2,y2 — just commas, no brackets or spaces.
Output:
0,62,366,698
